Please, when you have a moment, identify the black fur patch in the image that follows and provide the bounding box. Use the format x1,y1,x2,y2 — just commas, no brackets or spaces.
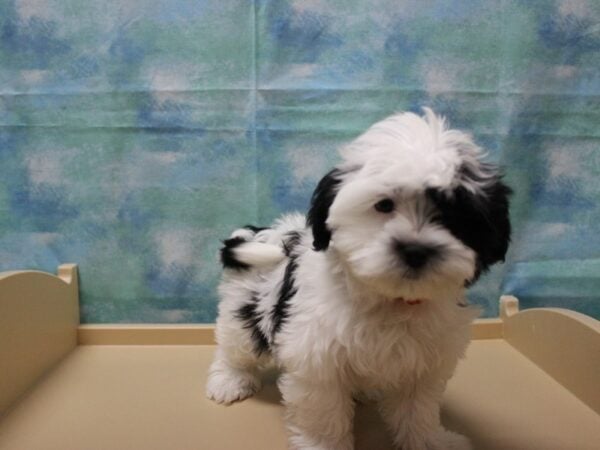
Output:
235,295,270,355
220,236,250,270
283,231,302,257
243,225,269,234
307,168,345,251
271,256,299,335
427,177,512,282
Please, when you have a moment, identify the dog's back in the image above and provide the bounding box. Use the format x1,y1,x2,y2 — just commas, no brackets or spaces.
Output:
211,213,309,367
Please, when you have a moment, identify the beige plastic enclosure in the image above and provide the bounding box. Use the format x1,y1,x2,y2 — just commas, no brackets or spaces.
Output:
0,265,599,450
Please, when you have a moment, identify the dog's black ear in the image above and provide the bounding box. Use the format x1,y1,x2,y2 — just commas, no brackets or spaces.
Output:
481,178,512,267
428,172,512,282
307,168,344,251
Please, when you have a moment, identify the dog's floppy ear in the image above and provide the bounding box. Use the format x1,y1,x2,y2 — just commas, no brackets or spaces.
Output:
428,169,512,282
480,177,512,266
307,168,344,251
455,163,512,268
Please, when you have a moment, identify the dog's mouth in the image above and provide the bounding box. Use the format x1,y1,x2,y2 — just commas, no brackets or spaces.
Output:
394,297,426,305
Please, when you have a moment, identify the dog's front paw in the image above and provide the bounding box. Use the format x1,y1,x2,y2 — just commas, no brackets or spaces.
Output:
437,430,472,450
398,429,471,450
206,366,261,405
288,433,353,450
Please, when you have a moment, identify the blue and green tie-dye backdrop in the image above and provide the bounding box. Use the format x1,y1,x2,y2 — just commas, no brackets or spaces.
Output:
1,1,599,322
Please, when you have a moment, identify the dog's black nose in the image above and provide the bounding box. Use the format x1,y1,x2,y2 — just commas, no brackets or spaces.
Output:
396,242,437,270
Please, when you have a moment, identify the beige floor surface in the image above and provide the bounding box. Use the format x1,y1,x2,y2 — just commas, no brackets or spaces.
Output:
0,341,599,450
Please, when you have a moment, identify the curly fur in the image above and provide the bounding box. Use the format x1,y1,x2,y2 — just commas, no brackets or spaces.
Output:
206,109,511,450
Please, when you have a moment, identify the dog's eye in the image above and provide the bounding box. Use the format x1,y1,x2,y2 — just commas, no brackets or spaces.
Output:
374,198,395,213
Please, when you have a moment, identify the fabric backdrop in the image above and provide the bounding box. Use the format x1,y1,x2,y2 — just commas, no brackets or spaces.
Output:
1,0,599,322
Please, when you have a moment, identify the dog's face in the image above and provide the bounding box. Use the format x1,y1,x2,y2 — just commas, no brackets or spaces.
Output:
307,109,511,301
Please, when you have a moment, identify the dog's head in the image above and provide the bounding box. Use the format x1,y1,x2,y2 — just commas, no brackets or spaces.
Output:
307,109,511,301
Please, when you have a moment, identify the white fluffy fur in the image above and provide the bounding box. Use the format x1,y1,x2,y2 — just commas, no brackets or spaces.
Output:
206,110,492,450
228,241,286,267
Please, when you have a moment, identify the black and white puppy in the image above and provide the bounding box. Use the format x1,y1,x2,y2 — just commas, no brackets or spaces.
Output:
206,109,511,450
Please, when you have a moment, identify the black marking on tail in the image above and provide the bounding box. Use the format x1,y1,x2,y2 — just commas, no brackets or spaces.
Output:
220,237,250,270
272,256,299,335
244,225,269,234
235,295,270,355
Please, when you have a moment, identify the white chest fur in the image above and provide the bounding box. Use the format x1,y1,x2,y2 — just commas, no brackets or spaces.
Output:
276,284,476,392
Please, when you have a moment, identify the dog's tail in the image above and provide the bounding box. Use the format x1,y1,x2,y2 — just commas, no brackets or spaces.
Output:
220,227,286,270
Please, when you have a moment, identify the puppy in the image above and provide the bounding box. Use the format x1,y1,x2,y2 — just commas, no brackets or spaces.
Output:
206,109,511,450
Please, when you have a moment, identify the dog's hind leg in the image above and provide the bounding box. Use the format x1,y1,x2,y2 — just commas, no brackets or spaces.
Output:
206,350,262,405
206,300,267,405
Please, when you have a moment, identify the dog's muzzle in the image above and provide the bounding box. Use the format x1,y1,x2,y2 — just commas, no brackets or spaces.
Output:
393,297,425,305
